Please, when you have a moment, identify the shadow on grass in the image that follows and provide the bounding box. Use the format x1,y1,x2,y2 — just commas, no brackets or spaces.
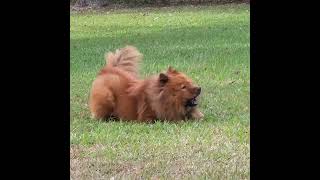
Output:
71,24,249,68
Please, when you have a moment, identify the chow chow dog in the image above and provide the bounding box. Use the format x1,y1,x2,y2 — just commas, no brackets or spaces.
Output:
89,46,204,122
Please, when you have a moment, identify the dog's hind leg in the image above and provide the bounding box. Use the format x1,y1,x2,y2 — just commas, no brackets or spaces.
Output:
89,88,115,120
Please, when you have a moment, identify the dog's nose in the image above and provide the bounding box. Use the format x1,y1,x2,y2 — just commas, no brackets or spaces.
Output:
196,87,201,95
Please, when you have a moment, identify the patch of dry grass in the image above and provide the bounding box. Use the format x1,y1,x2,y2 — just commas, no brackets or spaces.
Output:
70,122,249,179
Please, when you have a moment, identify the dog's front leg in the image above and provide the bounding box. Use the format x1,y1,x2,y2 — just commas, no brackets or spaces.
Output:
189,108,204,120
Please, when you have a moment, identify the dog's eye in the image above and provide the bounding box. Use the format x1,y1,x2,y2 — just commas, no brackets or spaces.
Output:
181,85,186,89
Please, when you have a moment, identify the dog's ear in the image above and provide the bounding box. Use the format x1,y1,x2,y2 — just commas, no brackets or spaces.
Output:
167,66,178,74
159,73,169,84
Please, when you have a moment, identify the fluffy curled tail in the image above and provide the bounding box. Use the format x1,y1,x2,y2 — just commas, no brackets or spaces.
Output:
106,46,142,77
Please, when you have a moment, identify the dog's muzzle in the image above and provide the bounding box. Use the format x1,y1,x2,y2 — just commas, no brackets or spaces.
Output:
185,87,201,107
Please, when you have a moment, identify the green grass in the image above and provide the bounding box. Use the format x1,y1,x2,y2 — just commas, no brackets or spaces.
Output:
71,4,250,179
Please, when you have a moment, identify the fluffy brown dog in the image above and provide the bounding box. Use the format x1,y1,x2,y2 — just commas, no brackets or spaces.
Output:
89,46,204,122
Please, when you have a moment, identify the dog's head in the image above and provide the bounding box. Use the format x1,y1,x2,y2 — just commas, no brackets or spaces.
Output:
158,67,201,108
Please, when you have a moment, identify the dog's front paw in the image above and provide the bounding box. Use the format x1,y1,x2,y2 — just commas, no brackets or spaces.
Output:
190,108,204,120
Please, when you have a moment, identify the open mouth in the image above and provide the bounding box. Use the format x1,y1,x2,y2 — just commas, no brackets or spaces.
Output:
186,97,198,107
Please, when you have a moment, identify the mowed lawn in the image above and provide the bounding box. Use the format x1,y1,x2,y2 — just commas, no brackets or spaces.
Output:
70,4,250,179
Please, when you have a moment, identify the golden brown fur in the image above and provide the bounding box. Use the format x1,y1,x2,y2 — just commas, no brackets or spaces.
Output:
89,46,204,122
